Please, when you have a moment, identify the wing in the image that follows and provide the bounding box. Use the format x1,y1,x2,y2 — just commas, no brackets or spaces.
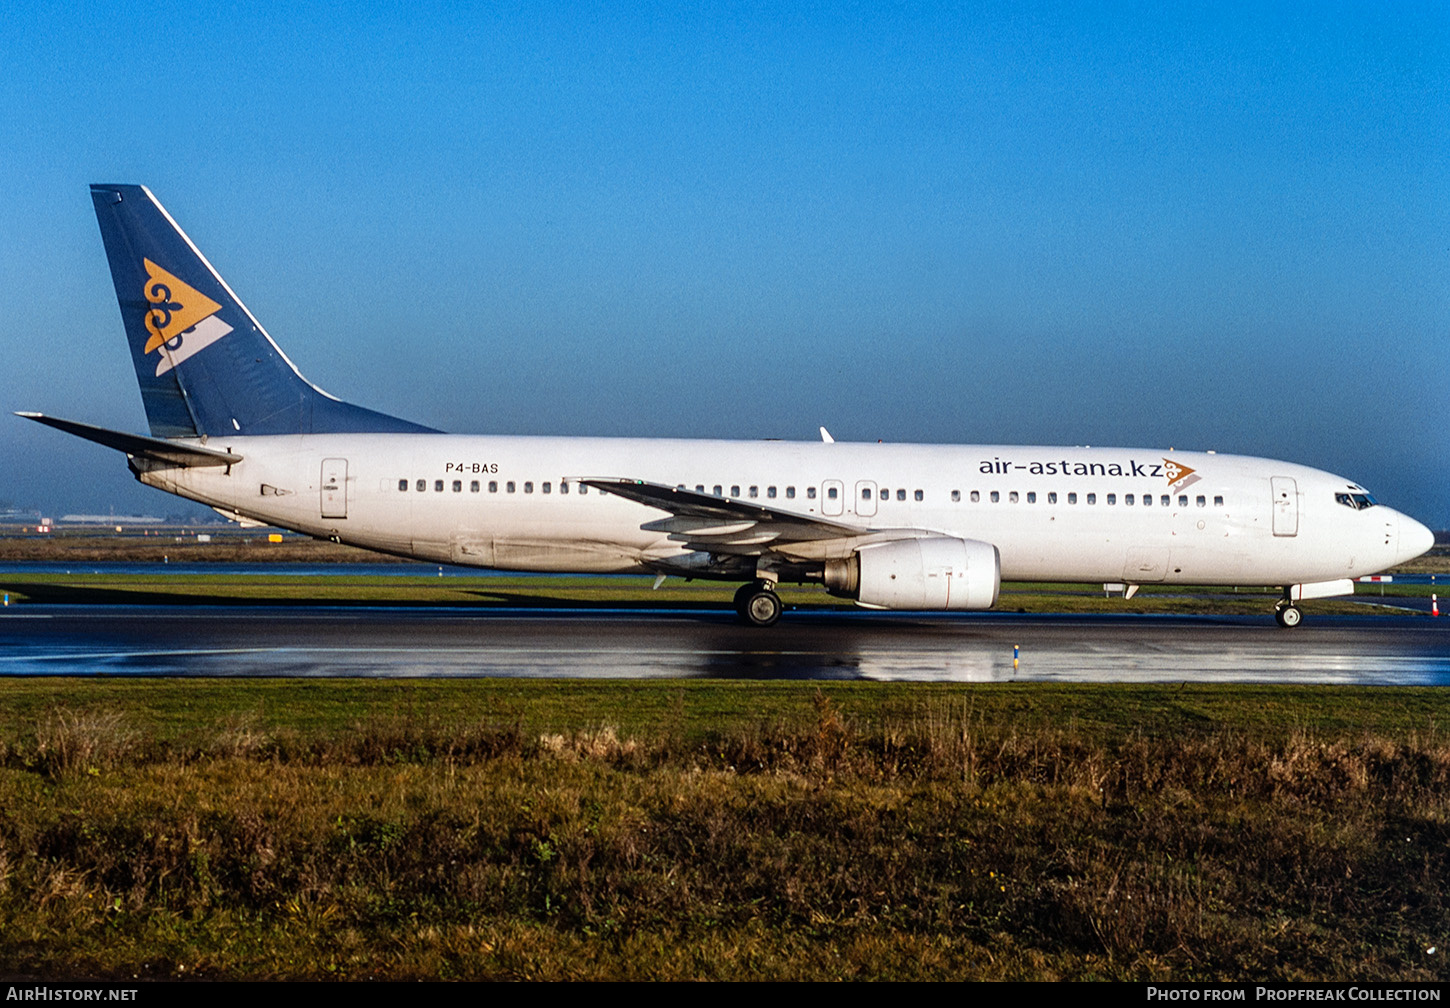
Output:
579,478,875,558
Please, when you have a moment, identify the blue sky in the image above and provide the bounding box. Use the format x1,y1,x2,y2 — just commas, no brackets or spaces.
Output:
2,1,1446,526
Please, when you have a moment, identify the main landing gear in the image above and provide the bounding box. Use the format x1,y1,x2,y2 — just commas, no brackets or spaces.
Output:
1274,600,1304,629
734,581,783,627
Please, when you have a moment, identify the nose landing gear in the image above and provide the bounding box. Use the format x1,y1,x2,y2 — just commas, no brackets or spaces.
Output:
1274,600,1304,628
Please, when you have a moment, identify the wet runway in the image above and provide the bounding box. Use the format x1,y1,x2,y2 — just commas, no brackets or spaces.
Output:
3,604,1448,683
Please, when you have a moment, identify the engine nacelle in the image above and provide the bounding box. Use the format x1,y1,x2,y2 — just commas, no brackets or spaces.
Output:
824,536,1000,611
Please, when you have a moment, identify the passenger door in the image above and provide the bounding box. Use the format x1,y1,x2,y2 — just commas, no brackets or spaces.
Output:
1270,476,1297,537
321,458,348,519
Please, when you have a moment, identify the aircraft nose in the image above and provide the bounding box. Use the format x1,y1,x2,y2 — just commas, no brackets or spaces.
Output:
1398,514,1435,565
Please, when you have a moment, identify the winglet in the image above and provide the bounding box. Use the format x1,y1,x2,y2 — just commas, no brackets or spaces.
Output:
820,426,835,443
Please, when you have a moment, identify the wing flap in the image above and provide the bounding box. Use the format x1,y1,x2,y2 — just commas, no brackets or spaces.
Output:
639,517,760,536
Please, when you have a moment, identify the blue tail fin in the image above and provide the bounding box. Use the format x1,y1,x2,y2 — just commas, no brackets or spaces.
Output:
90,184,438,437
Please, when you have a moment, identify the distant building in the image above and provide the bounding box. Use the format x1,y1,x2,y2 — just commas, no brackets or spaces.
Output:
59,514,165,525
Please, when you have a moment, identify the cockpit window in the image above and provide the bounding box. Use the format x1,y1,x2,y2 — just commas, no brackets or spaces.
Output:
1335,492,1378,510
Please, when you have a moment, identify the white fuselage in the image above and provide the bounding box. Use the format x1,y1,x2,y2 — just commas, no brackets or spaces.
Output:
135,434,1429,589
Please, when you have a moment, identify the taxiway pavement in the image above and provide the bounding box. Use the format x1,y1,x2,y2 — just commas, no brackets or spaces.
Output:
2,605,1447,683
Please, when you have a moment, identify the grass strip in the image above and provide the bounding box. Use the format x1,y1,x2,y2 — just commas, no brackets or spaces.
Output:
0,679,1446,980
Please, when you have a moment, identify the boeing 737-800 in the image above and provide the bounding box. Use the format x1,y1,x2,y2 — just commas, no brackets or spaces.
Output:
18,185,1435,627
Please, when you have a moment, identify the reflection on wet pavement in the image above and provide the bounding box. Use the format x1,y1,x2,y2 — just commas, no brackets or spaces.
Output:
2,606,1448,684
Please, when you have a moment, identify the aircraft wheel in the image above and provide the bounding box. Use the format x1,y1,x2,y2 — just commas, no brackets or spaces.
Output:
735,583,782,627
732,582,756,615
1274,603,1303,629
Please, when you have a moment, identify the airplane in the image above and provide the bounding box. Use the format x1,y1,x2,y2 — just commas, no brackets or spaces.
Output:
17,184,1435,628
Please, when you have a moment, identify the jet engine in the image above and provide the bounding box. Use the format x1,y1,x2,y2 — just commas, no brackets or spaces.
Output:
823,536,1000,610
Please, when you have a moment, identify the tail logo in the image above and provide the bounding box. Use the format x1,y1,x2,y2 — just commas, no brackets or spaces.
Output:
141,259,233,376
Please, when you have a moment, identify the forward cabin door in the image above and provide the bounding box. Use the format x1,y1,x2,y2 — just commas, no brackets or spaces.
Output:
321,458,349,519
1270,476,1297,537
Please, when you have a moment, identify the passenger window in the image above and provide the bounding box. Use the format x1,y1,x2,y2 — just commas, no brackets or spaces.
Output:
507,481,516,493
416,479,426,492
970,491,980,503
434,480,444,492
786,486,795,499
524,482,534,494
695,485,705,494
768,486,777,498
1160,495,1170,507
1026,491,1036,503
713,485,723,496
914,489,923,502
452,480,462,492
807,487,816,499
1087,493,1096,505
579,484,587,494
1106,494,1115,505
470,480,479,493
951,490,961,502
880,488,889,500
543,482,551,494
731,485,741,497
750,486,759,498
1196,495,1205,507
560,481,569,494
1068,493,1078,504
862,488,872,500
1048,492,1058,504
896,489,906,501
990,491,1000,503
1214,495,1223,507
1142,494,1151,507
1177,495,1187,507
398,479,408,492
1008,491,1018,503
827,487,837,500
1125,494,1134,505
488,481,498,493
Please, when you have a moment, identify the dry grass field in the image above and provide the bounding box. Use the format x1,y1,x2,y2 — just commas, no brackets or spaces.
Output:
0,680,1445,981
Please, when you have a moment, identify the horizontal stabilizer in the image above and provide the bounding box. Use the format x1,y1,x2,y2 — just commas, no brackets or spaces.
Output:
15,412,242,468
